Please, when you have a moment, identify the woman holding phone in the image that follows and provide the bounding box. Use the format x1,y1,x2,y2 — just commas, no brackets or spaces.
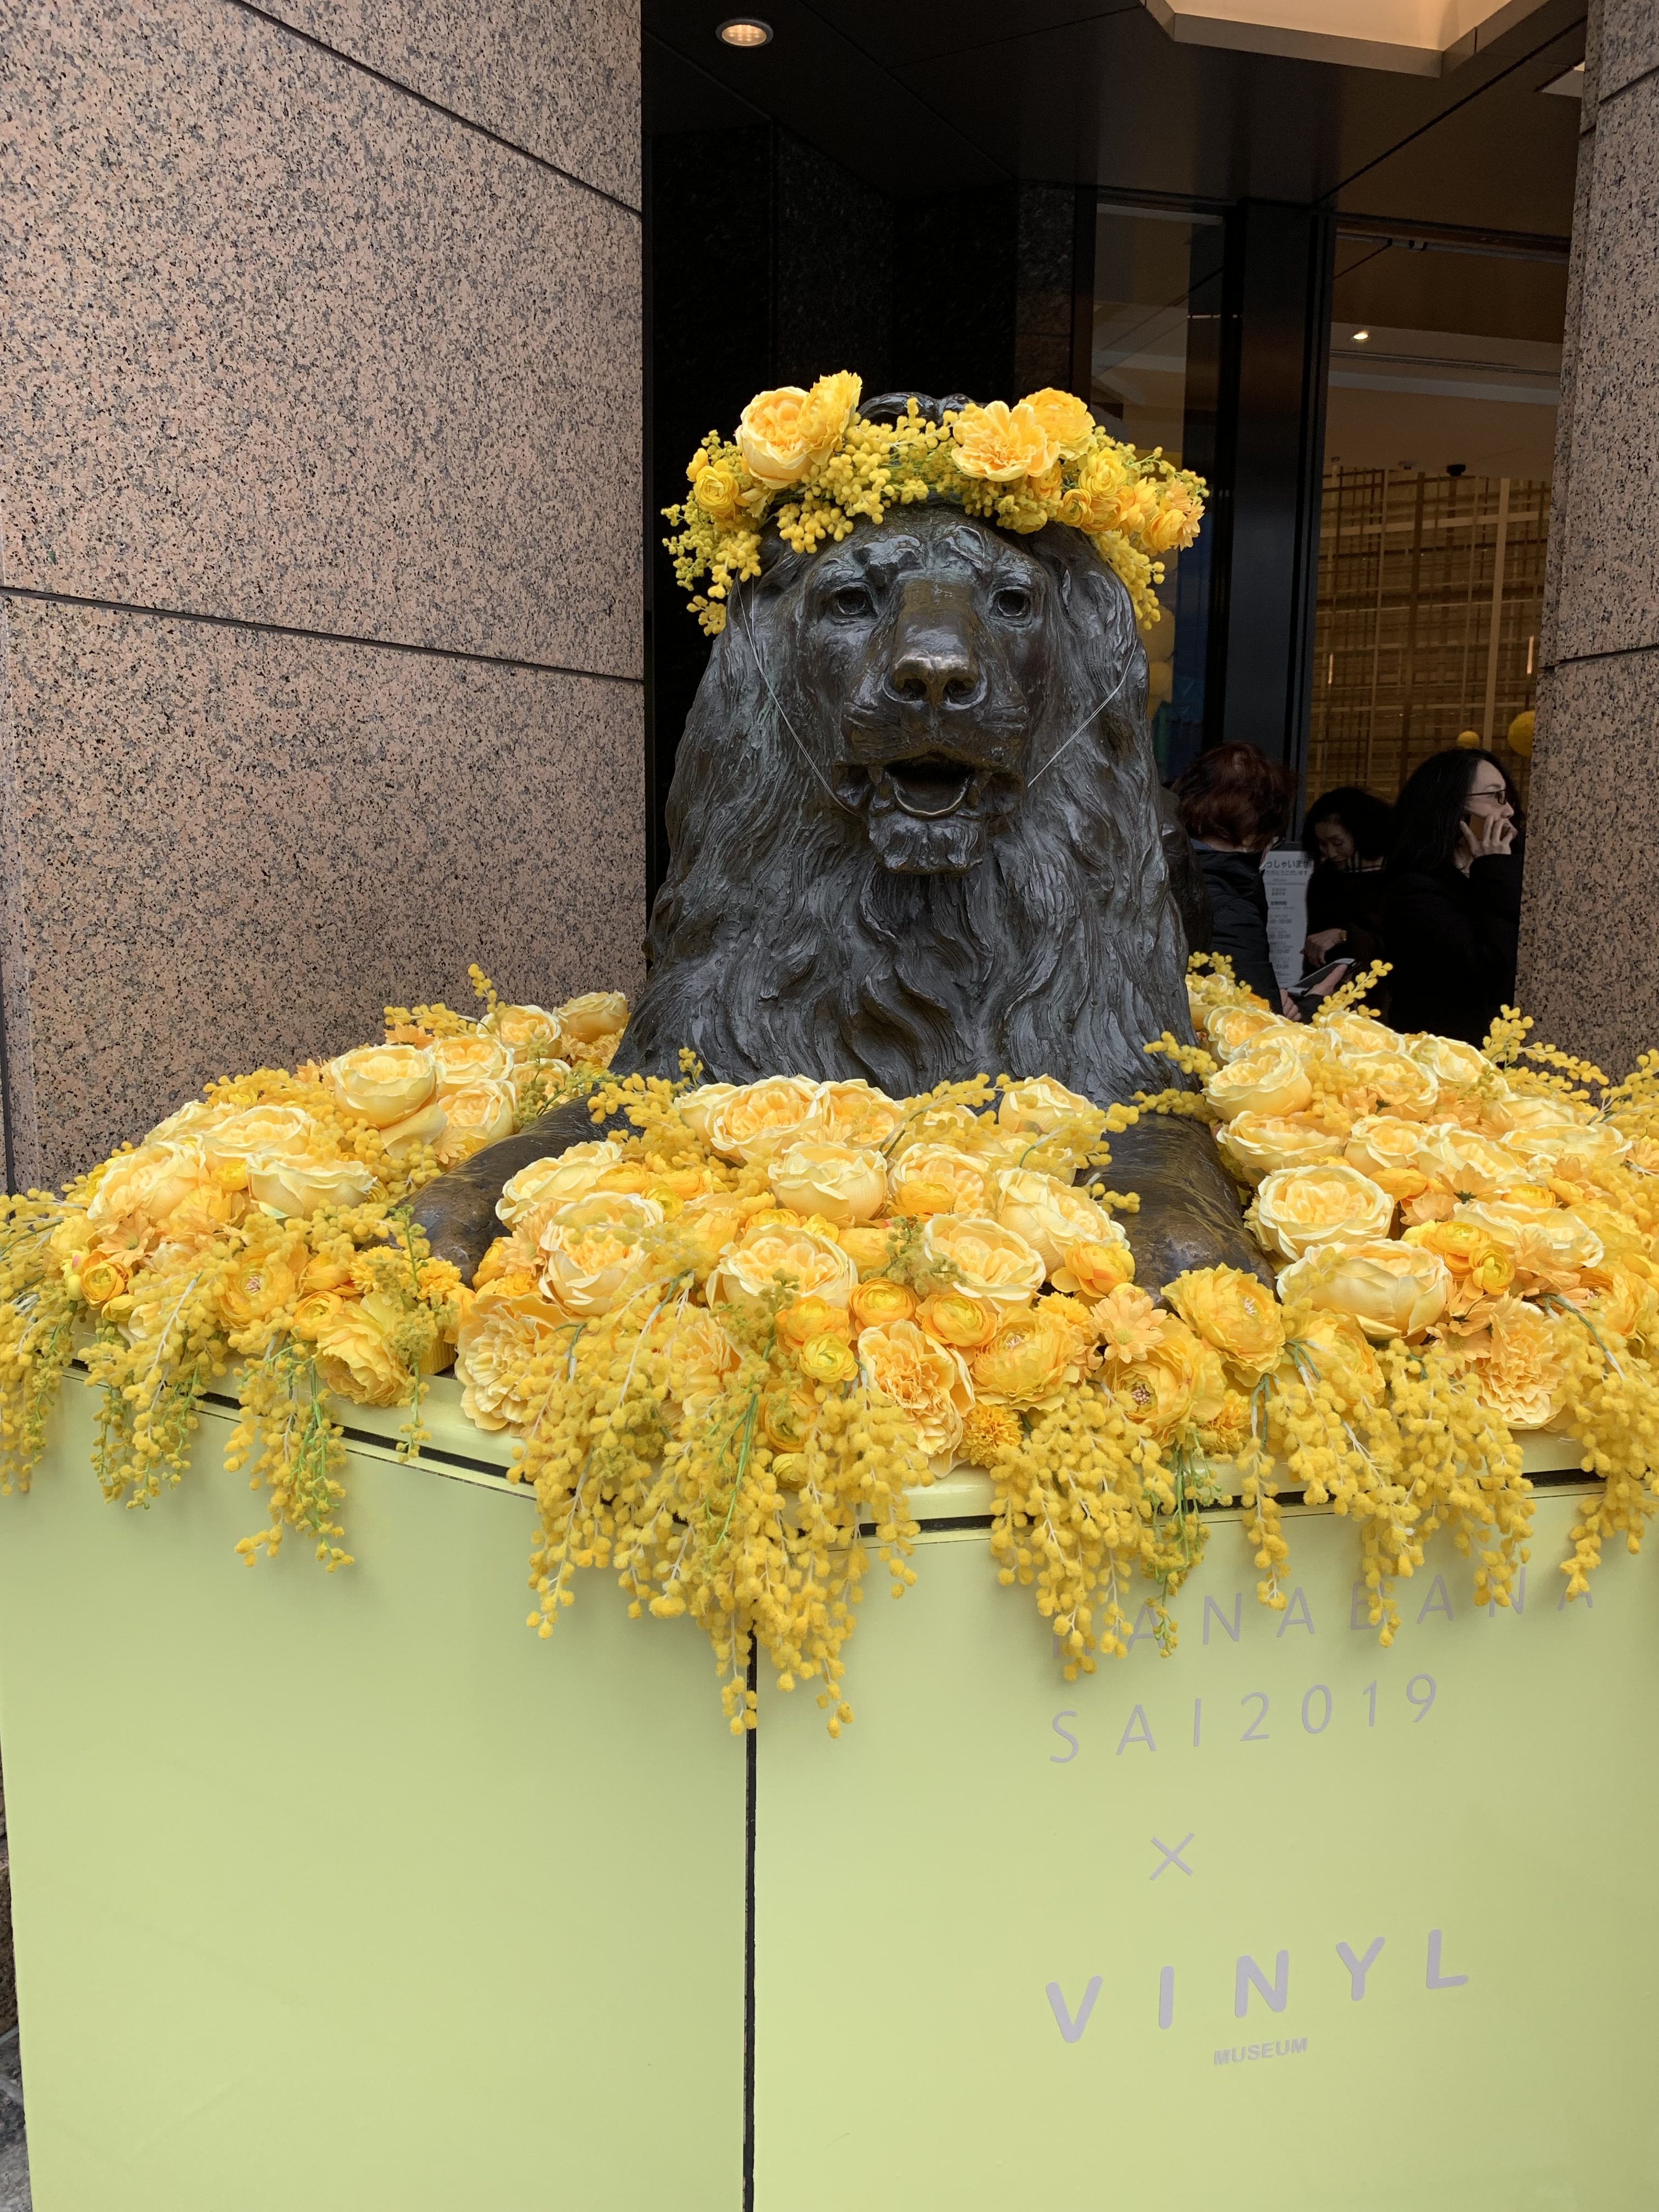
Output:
1381,747,1522,1043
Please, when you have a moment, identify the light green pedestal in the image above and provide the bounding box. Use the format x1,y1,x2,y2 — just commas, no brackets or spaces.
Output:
1,1383,1652,2210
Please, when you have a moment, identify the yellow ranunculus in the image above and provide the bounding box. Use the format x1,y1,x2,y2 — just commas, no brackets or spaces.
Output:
1205,1005,1296,1062
1278,1239,1450,1341
455,1291,572,1432
678,1084,738,1144
431,1034,514,1094
1051,1235,1136,1299
921,1215,1045,1308
78,1256,131,1306
218,1235,309,1330
950,399,1058,483
856,1318,973,1460
693,465,742,521
915,1289,1001,1350
202,1105,320,1164
313,1301,406,1408
245,1152,376,1219
1164,1266,1285,1374
555,990,629,1047
768,1138,888,1226
537,1192,663,1317
737,373,861,487
997,1076,1102,1136
761,1388,816,1453
1254,1164,1395,1260
433,1080,516,1166
1334,1050,1440,1121
848,1278,918,1330
991,1167,1116,1277
498,1141,624,1226
798,1333,858,1385
662,1307,742,1421
803,1079,902,1148
327,1045,437,1130
1464,1295,1574,1429
1105,1316,1223,1441
483,1002,565,1058
1206,1040,1314,1122
888,1145,993,1220
1220,1112,1347,1183
706,1077,819,1164
1019,387,1096,460
707,1223,858,1310
969,1311,1081,1407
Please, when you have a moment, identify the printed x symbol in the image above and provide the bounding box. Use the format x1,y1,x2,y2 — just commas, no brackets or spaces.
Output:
1151,1833,1194,1880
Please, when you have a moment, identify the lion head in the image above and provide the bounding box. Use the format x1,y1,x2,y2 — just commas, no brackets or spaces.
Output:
619,444,1195,1106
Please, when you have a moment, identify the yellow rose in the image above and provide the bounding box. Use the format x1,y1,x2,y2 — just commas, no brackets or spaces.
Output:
245,1152,377,1220
1278,1239,1450,1341
991,1167,1116,1276
969,1311,1081,1406
431,1034,514,1094
1456,1201,1604,1288
313,1302,406,1408
327,1045,437,1130
802,1079,902,1148
706,1223,858,1310
997,1076,1103,1137
1285,1308,1384,1413
536,1192,663,1317
1503,1120,1628,1176
1206,1040,1314,1122
455,1291,571,1432
497,1141,624,1227
1343,1115,1430,1183
1465,1295,1573,1429
433,1080,517,1166
1205,1006,1296,1062
838,1223,896,1278
856,1318,973,1460
950,399,1058,484
1051,1235,1136,1299
1321,1012,1401,1055
921,1215,1046,1307
736,372,861,487
203,1104,321,1164
1164,1266,1285,1374
86,1141,216,1235
146,1098,233,1143
1254,1164,1395,1260
379,1097,448,1163
915,1289,1001,1350
768,1138,888,1226
1414,1125,1526,1201
693,464,742,521
483,1002,565,1058
888,1103,1011,1159
1019,387,1096,460
1221,1112,1347,1183
555,990,629,1047
662,1307,742,1421
1491,1093,1593,1135
1404,1032,1505,1098
1335,1051,1440,1121
889,1145,993,1219
706,1077,819,1163
677,1084,737,1144
218,1234,309,1331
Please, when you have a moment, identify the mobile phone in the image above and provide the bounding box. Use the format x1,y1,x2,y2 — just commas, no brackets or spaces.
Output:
1289,956,1355,1012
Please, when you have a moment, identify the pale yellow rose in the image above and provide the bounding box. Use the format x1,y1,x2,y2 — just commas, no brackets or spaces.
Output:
889,1146,993,1219
1051,1233,1136,1299
555,990,629,1047
1456,1201,1604,1284
1414,1125,1526,1201
433,1080,517,1166
706,1223,858,1310
1206,1041,1314,1122
997,1076,1102,1136
1503,1120,1628,1175
1334,1050,1440,1121
1220,1112,1347,1183
483,1003,565,1058
455,1291,572,1432
202,1104,321,1164
803,1079,903,1148
768,1139,888,1226
889,1103,1011,1159
662,1307,743,1423
1465,1295,1574,1429
921,1215,1046,1307
1020,387,1096,460
1278,1239,1450,1341
951,399,1058,483
856,1318,973,1459
992,1166,1115,1276
313,1301,406,1408
145,1099,234,1143
1164,1266,1285,1374
1205,1006,1296,1062
1344,1115,1433,1182
838,1223,896,1278
1403,1032,1504,1097
327,1045,437,1129
87,1141,220,1235
705,1077,819,1163
1254,1164,1395,1260
497,1140,623,1226
246,1152,376,1219
379,1097,448,1162
737,373,861,487
1320,1012,1402,1056
678,1084,737,1144
969,1310,1082,1407
1491,1092,1595,1134
431,1034,514,1095
537,1192,663,1317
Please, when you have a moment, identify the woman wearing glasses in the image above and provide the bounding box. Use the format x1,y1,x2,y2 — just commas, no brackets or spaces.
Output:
1381,747,1522,1045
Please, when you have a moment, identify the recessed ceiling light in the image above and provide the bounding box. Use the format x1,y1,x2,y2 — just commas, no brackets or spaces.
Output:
718,17,772,44
1352,329,1370,342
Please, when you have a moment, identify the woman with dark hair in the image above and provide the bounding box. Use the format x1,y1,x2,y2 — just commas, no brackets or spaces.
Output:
1381,747,1522,1043
1172,742,1294,1008
1301,785,1393,973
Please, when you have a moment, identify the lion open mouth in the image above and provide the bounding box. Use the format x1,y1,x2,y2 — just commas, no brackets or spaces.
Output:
881,753,977,819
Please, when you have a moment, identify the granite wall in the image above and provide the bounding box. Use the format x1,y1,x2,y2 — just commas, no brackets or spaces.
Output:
1517,0,1659,1075
0,0,643,1190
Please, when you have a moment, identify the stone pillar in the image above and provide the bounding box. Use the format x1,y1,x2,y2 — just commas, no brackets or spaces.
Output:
1517,0,1659,1075
0,0,642,1190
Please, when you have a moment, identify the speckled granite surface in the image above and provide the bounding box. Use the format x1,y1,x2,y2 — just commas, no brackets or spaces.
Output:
268,0,640,207
0,599,644,1193
2,0,642,678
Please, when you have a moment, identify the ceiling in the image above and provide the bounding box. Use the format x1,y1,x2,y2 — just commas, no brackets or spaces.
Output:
644,0,1587,237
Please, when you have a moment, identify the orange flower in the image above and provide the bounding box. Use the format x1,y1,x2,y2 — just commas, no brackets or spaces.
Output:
849,1278,918,1330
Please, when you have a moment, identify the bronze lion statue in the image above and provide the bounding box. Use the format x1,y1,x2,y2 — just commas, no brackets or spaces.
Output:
416,398,1256,1288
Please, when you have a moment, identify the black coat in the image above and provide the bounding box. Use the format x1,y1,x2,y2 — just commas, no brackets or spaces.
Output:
1306,861,1388,968
1381,853,1522,1044
1192,845,1280,1006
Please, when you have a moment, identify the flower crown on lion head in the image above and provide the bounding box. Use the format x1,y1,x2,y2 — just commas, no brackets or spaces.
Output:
662,371,1207,637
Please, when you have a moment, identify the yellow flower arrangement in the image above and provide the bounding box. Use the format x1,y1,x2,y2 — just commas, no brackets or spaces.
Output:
663,372,1206,635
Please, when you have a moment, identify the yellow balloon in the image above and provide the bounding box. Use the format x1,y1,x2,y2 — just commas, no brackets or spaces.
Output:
1507,709,1536,758
1454,729,1482,749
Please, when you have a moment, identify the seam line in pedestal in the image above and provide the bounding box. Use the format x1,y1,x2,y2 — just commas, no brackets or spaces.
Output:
0,586,644,686
1544,636,1659,673
222,0,643,218
743,1646,759,2211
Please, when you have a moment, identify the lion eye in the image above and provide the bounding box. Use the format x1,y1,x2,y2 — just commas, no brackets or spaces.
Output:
993,586,1033,620
831,584,874,618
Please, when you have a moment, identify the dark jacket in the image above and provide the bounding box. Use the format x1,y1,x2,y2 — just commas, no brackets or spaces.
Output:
1306,861,1387,969
1381,853,1522,1043
1192,845,1279,1005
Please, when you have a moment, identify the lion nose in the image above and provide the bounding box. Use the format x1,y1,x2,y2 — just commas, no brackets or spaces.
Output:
889,582,980,709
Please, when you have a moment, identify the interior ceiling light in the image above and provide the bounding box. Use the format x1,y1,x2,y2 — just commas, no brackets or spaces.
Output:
717,17,772,44
1353,329,1371,341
